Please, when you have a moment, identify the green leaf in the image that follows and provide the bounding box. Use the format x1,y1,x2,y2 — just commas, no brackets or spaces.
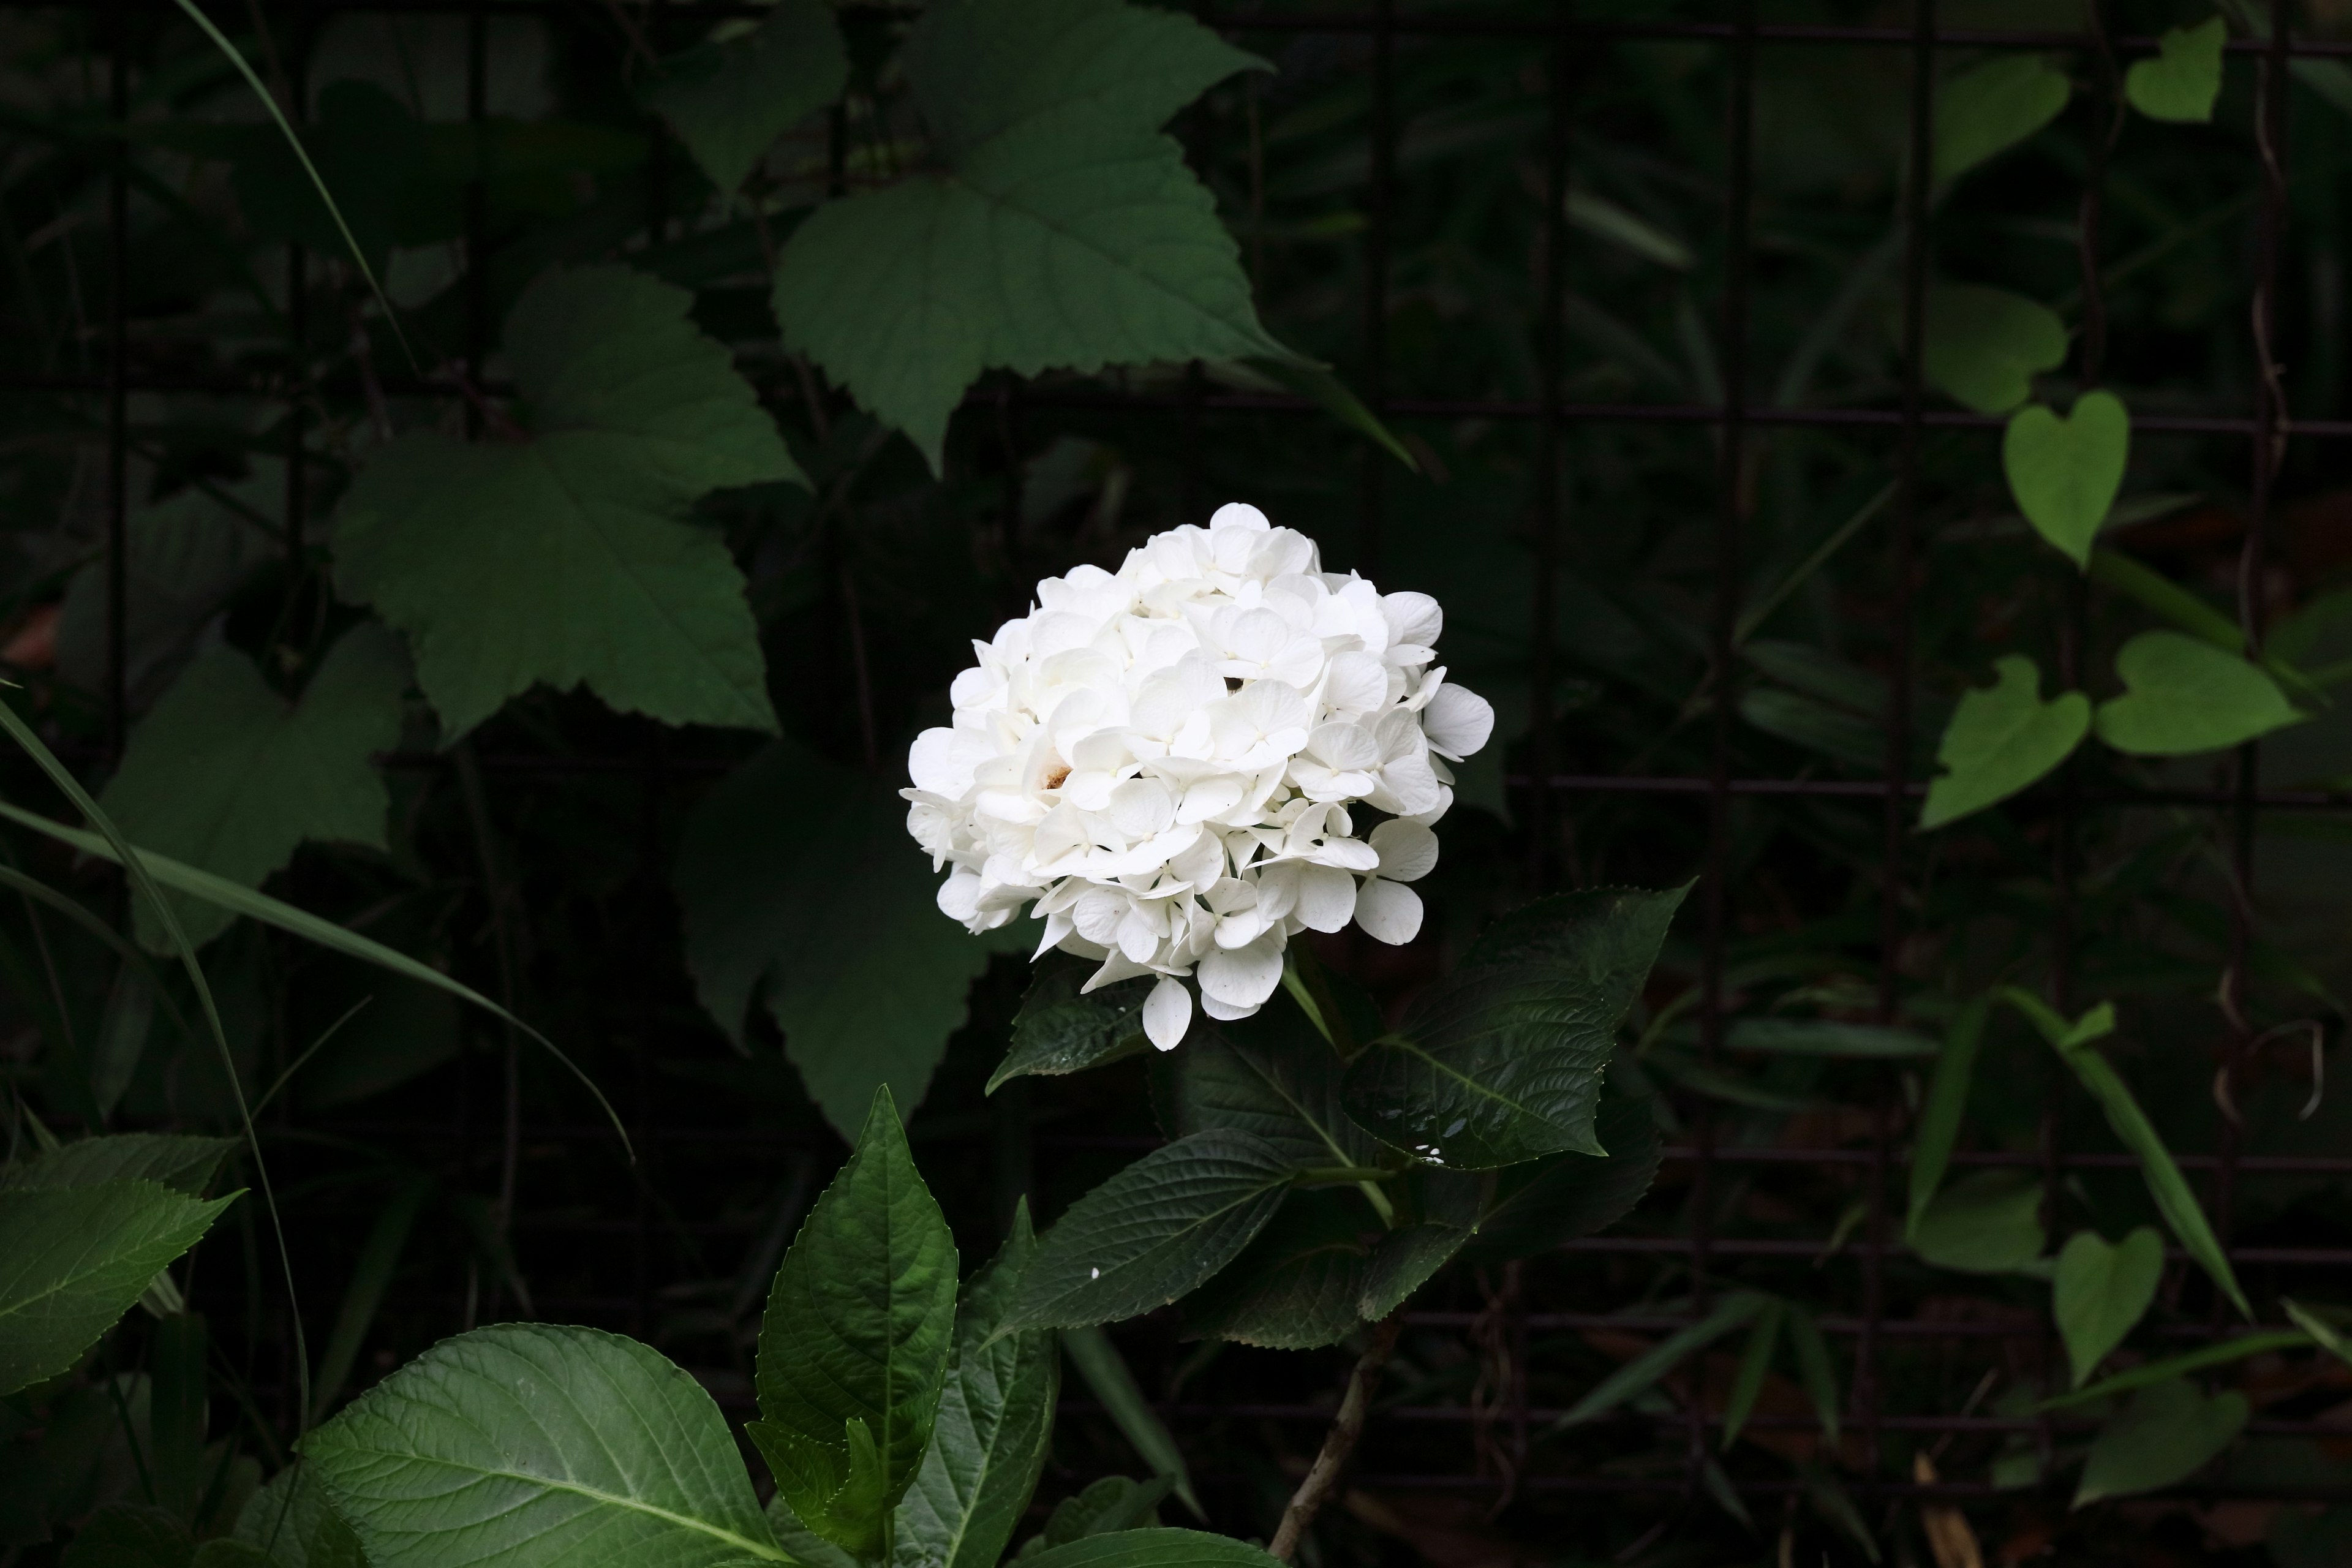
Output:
677,738,1026,1137
1908,1170,2045,1275
1356,1218,1471,1322
1339,886,1687,1169
1178,1190,1372,1349
2092,631,2305,756
2073,1378,2247,1508
1463,1093,1660,1262
1005,1131,1294,1333
1906,997,1989,1235
62,1504,195,1568
1721,1301,1786,1451
1727,1019,1937,1058
771,0,1286,471
2,1134,235,1196
1551,1293,1766,1429
98,627,409,952
752,1088,958,1561
1921,657,2091,829
1017,1528,1286,1568
312,1178,433,1423
2054,1227,2164,1389
2043,1030,2250,1317
1055,1329,1203,1521
1150,1007,1379,1171
1922,283,2067,414
231,81,440,271
300,1323,785,1566
894,1207,1060,1568
2002,391,2131,569
1022,1476,1172,1553
1934,54,2071,187
992,963,1153,1094
2125,18,2226,124
2285,1298,2352,1369
149,1312,209,1516
2086,548,2244,652
333,264,794,739
0,1179,236,1396
232,1465,368,1568
1785,1307,1841,1446
2041,1330,2310,1411
641,1,848,195
1738,687,1885,769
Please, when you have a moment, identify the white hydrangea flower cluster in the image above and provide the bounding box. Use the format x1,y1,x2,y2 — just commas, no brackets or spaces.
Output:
904,503,1494,1051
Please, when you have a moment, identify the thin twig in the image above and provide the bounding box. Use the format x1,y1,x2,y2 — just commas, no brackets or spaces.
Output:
1270,1315,1403,1562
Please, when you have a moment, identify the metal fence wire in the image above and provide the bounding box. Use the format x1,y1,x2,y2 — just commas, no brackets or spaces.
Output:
18,0,2352,1555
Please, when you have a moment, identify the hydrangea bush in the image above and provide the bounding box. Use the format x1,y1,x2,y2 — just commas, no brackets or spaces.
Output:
906,503,1494,1048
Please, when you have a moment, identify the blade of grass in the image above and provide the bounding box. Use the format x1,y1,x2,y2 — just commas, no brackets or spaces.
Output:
252,995,372,1118
1060,1324,1205,1520
0,696,312,1428
0,795,632,1161
2036,1330,2309,1410
1550,1292,1767,1431
1786,1305,1841,1447
311,1175,431,1423
1721,1299,1785,1450
1908,994,1990,1236
164,0,416,371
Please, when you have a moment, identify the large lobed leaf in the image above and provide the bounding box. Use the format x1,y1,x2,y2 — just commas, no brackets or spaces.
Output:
0,1179,236,1396
1340,886,1687,1169
1150,1008,1379,1172
99,624,410,951
676,738,1028,1138
992,963,1154,1094
752,1088,959,1561
893,1207,1059,1568
640,0,848,195
1005,1130,1294,1333
772,0,1288,470
333,264,797,739
300,1322,783,1567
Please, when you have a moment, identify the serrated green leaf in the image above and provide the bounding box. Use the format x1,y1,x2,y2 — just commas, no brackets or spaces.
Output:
1179,1189,1371,1349
98,626,409,952
0,1179,236,1396
2073,1378,2246,1507
1923,283,2067,414
1022,1476,1172,1555
2003,392,2131,569
993,963,1152,1094
232,1465,368,1568
1055,1329,1202,1521
333,264,796,738
1934,54,2070,187
2093,631,2305,756
301,1323,783,1567
1340,886,1687,1169
1463,1093,1660,1263
1909,1170,2045,1275
1006,1131,1294,1332
753,1088,957,1561
677,738,1026,1137
772,0,1286,470
1921,656,2091,828
894,1206,1059,1568
1149,1007,1378,1171
61,1503,195,1568
1019,1528,1284,1568
2125,18,2226,124
1355,1218,1469,1322
2055,1227,2163,1389
3,1134,236,1196
641,1,847,195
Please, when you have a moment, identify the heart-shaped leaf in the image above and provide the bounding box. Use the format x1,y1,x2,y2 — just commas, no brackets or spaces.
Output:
1921,655,2092,828
2003,391,2131,568
2092,631,2306,756
2125,18,2225,124
1923,284,2067,414
1909,1170,2045,1275
1934,54,2070,187
2054,1227,2163,1388
2073,1377,2246,1507
639,0,848,195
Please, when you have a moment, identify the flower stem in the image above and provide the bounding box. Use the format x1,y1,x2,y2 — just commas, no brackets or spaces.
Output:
1269,1314,1403,1561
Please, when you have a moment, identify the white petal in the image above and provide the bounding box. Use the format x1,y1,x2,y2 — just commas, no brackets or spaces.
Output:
1210,502,1271,532
1144,976,1193,1050
1293,863,1359,933
936,870,984,925
1381,590,1442,649
1422,683,1496,760
1198,936,1286,1009
1354,878,1424,945
1199,991,1261,1022
909,726,992,797
1369,818,1440,883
